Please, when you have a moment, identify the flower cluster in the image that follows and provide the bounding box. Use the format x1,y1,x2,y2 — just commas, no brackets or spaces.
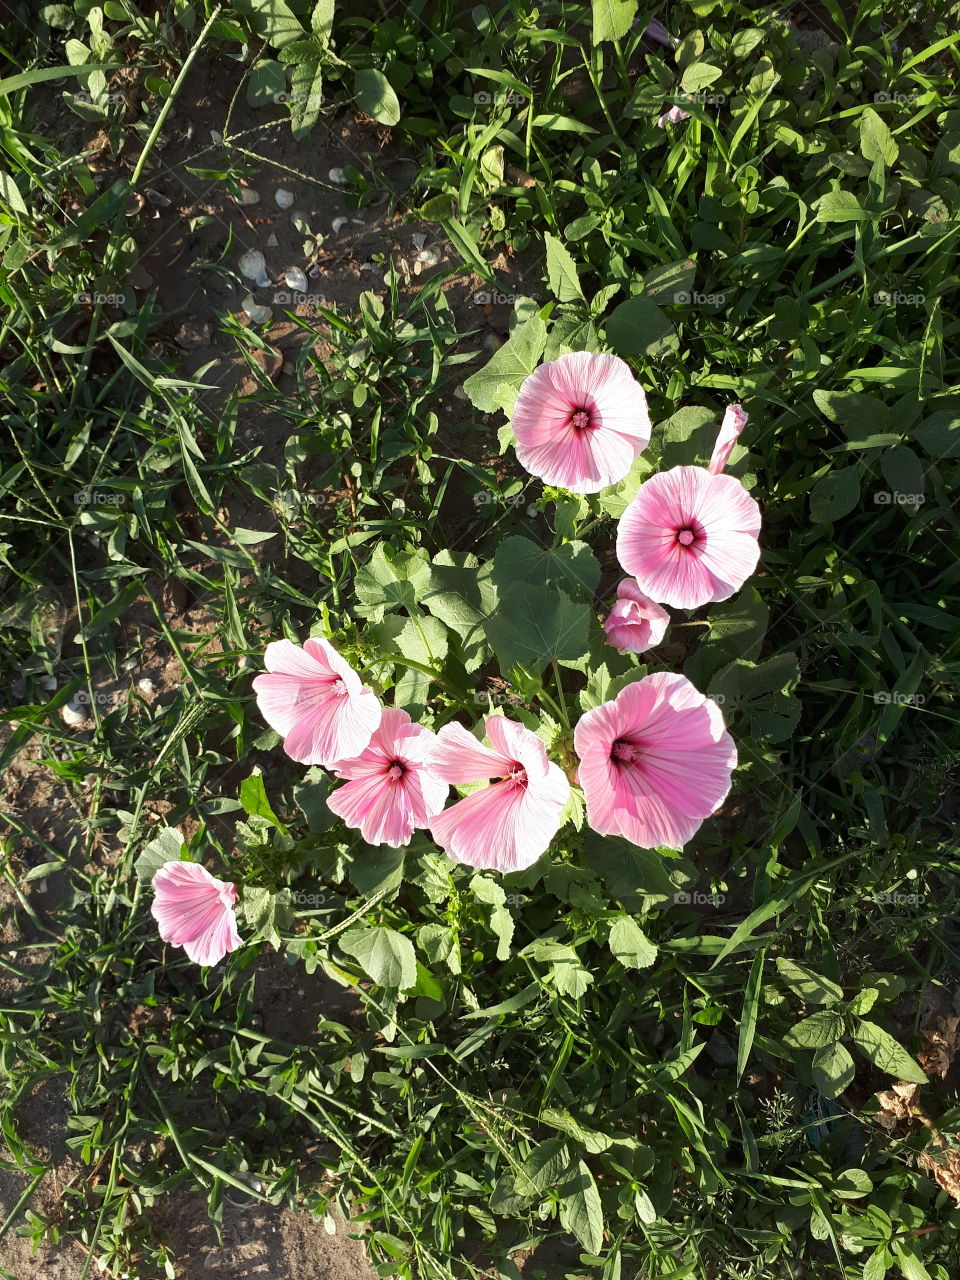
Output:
152,351,762,965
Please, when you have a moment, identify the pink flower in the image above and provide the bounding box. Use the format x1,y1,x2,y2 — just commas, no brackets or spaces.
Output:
603,578,670,654
428,716,570,873
708,403,748,475
252,637,381,767
512,352,651,494
574,672,736,850
657,104,691,128
326,708,448,848
616,406,761,610
151,861,243,966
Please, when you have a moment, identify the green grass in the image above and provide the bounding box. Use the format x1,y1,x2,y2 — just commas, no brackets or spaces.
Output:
1,1,960,1278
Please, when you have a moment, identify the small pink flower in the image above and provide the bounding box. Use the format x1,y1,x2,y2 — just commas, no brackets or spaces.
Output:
574,672,736,850
252,637,381,767
512,351,651,494
151,861,243,966
708,404,749,475
428,716,570,873
327,708,449,848
603,578,670,654
616,407,760,610
658,104,691,128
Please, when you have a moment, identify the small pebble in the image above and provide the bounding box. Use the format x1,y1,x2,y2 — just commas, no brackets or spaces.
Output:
62,700,91,728
136,678,155,696
38,674,57,692
328,167,348,184
266,232,279,247
331,216,349,234
144,188,171,207
238,249,267,280
241,295,272,325
415,248,440,267
236,187,260,205
412,232,427,251
284,267,308,292
274,188,295,208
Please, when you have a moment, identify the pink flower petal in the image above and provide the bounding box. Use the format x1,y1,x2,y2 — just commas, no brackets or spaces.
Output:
708,404,749,475
252,636,381,767
512,352,651,494
616,466,761,609
326,708,448,848
428,717,570,872
151,861,243,966
603,578,671,654
574,672,736,850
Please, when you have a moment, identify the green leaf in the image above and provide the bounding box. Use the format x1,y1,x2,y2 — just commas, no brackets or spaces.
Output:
737,950,766,1084
891,1242,933,1280
859,107,898,167
776,958,844,1007
607,915,657,969
605,295,676,358
233,0,304,49
348,844,405,898
354,68,400,126
817,190,871,222
812,1042,856,1099
240,885,290,948
707,653,801,742
239,772,287,833
584,832,677,900
809,466,862,523
135,827,185,884
850,1019,928,1083
492,535,600,602
422,553,498,672
813,390,890,439
246,58,286,106
486,582,590,673
833,1168,873,1199
559,1161,605,1254
545,232,584,302
354,543,433,620
288,55,323,138
294,767,336,833
339,926,417,989
463,314,548,415
311,0,335,42
914,408,960,459
527,941,593,997
641,258,696,303
517,1137,572,1195
783,1011,845,1049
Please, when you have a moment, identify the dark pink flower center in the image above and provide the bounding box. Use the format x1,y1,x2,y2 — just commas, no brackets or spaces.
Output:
502,763,528,789
676,527,696,547
570,408,592,430
386,759,407,781
611,739,641,765
330,678,348,697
